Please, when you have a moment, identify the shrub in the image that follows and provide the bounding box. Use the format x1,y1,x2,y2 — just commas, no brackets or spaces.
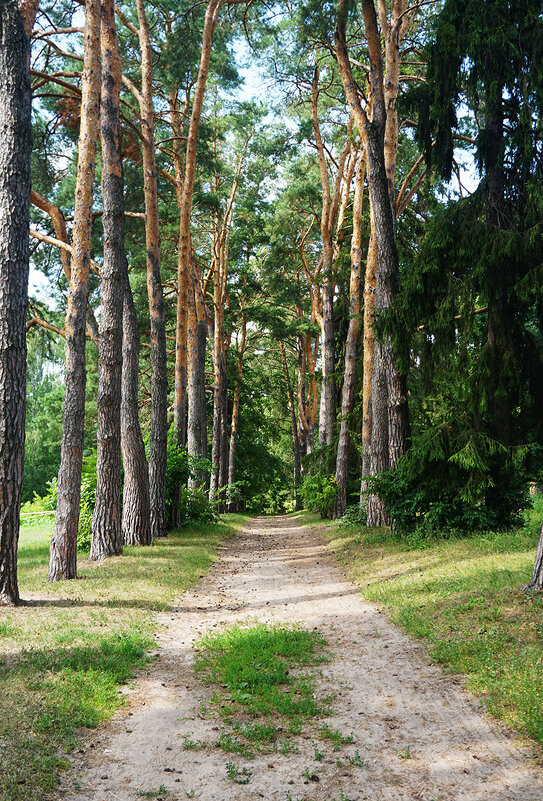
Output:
341,503,367,527
300,473,339,519
20,478,57,526
367,442,530,535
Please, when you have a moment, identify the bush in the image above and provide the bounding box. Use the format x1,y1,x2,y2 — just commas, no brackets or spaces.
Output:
367,444,530,535
177,486,218,525
20,478,57,526
300,473,339,519
341,503,367,527
165,434,218,526
20,453,97,551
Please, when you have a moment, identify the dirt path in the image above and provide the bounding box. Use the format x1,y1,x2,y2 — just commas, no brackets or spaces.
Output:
62,516,543,801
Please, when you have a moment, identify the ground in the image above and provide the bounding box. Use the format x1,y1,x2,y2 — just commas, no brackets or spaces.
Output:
60,516,543,801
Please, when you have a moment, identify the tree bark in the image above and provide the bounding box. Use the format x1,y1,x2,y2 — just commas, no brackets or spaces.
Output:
311,67,335,456
0,0,32,605
187,269,208,490
135,0,168,539
49,0,101,581
227,303,246,510
524,523,543,592
90,0,126,560
335,0,410,526
333,155,364,518
361,229,377,484
177,0,221,488
280,341,302,510
121,282,152,545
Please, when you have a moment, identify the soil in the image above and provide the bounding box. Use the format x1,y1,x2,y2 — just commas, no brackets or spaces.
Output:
60,515,543,801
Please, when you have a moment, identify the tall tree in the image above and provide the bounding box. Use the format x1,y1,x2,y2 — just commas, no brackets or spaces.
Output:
90,0,126,560
176,0,222,485
49,0,101,581
333,152,364,517
335,0,410,525
121,282,152,546
134,0,169,539
0,0,34,605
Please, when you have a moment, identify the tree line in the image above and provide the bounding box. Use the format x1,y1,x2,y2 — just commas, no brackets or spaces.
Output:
1,0,543,606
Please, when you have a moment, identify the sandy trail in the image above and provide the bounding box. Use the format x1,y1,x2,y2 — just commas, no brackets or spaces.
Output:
62,516,543,801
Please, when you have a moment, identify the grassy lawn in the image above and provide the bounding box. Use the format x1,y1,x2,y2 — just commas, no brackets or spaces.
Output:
295,503,543,751
0,514,247,801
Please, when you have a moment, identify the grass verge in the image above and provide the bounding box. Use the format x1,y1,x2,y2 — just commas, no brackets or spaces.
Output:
0,514,247,801
294,506,543,750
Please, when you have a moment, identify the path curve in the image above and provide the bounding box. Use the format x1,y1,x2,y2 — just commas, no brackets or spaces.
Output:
62,516,543,801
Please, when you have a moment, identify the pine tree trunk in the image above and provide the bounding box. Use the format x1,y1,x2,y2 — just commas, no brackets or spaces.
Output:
187,274,208,489
135,0,168,539
49,0,101,581
320,275,335,456
218,370,228,508
311,67,336,456
210,332,228,505
361,231,377,491
0,0,32,605
336,0,410,527
90,0,125,560
178,0,221,494
366,342,390,525
209,269,224,501
524,523,543,592
121,282,152,545
227,309,245,510
333,157,364,518
280,342,302,510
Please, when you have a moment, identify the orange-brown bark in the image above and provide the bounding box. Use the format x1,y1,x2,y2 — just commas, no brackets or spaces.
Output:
49,0,101,581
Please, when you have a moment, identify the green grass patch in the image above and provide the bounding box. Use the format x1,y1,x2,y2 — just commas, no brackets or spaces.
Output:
193,622,333,755
0,515,247,801
314,507,543,749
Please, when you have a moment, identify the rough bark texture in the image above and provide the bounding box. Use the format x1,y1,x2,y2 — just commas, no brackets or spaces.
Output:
178,0,221,487
227,305,246,510
121,282,152,545
0,0,32,605
524,523,543,592
333,157,364,518
187,271,208,490
171,91,187,453
280,341,302,510
136,0,168,539
335,0,410,526
311,67,335,455
361,230,377,485
89,0,126,560
49,0,101,581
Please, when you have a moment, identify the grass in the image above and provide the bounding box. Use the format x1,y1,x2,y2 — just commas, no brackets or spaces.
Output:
0,514,247,801
193,622,334,756
296,500,543,750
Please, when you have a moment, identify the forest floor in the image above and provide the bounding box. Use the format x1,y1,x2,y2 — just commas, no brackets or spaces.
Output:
59,515,543,801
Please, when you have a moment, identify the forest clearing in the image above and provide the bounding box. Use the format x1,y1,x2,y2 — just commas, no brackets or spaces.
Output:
1,0,543,798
